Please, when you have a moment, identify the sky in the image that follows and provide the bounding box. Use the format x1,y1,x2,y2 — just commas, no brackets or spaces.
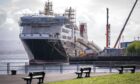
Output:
0,0,140,54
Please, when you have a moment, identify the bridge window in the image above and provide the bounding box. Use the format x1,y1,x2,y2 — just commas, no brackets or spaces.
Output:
62,35,67,39
67,36,71,40
62,29,69,33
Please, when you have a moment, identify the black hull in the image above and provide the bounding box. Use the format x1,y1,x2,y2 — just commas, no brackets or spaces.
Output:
22,39,68,63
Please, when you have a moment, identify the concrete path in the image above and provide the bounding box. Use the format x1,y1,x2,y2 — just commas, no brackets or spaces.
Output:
0,73,112,84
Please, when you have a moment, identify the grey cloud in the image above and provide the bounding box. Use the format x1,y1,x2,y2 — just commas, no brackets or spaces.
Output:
0,0,12,7
0,23,19,40
12,0,43,11
0,9,7,26
94,0,134,9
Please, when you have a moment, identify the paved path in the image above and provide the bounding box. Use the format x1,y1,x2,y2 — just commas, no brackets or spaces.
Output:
0,73,112,84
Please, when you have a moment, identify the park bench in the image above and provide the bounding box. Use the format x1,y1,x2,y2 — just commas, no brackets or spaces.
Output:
117,66,136,74
22,72,45,84
75,67,91,78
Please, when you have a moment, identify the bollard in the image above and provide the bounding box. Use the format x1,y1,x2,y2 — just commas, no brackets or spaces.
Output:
60,65,63,73
43,64,46,71
7,63,10,75
25,62,28,74
109,61,112,73
76,63,79,72
93,66,96,73
109,66,112,73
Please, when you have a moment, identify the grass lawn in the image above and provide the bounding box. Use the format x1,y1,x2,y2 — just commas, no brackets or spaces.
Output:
47,72,140,84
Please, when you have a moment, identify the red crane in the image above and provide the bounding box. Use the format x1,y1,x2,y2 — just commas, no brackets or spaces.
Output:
106,8,111,48
114,0,138,48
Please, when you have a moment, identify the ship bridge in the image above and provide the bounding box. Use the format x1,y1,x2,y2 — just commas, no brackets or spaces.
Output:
20,15,69,27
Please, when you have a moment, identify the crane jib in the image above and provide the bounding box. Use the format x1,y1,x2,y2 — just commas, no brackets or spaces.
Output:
114,0,138,48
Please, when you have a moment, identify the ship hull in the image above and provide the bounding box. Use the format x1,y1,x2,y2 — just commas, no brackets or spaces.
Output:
21,39,69,63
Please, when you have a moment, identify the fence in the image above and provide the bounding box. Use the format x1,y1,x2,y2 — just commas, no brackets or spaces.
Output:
0,61,140,75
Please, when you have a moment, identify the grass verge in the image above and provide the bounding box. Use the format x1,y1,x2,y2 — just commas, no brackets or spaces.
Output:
47,72,140,84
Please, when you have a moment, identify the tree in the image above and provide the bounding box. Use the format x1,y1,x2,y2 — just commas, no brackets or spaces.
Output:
126,41,140,56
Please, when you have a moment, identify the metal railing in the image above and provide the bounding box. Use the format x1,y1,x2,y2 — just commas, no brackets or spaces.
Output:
0,61,140,75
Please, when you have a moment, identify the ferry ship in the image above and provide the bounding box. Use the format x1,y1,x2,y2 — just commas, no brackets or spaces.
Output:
19,1,100,63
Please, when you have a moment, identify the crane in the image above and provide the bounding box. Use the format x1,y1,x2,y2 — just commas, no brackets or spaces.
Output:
106,8,111,48
114,0,138,48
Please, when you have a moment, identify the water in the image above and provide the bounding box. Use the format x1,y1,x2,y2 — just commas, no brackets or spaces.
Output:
0,61,120,75
0,54,139,75
0,54,128,74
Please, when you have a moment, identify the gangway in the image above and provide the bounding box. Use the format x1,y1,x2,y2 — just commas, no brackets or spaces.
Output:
77,39,101,53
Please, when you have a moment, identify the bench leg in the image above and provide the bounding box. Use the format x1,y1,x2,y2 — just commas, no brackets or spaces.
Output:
41,78,43,83
77,73,82,78
26,80,31,84
85,73,90,77
38,78,42,84
42,78,45,83
119,70,123,74
38,78,44,84
88,73,90,77
85,73,88,77
131,70,135,73
77,74,80,78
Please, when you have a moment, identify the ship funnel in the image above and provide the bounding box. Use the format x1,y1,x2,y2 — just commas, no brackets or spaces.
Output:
80,23,88,40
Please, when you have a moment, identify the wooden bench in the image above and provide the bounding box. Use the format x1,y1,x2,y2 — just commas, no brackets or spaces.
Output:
22,72,45,84
75,67,91,78
117,66,136,74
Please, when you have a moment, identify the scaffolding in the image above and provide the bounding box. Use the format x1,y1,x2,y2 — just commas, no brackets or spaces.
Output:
44,0,53,15
64,7,76,24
